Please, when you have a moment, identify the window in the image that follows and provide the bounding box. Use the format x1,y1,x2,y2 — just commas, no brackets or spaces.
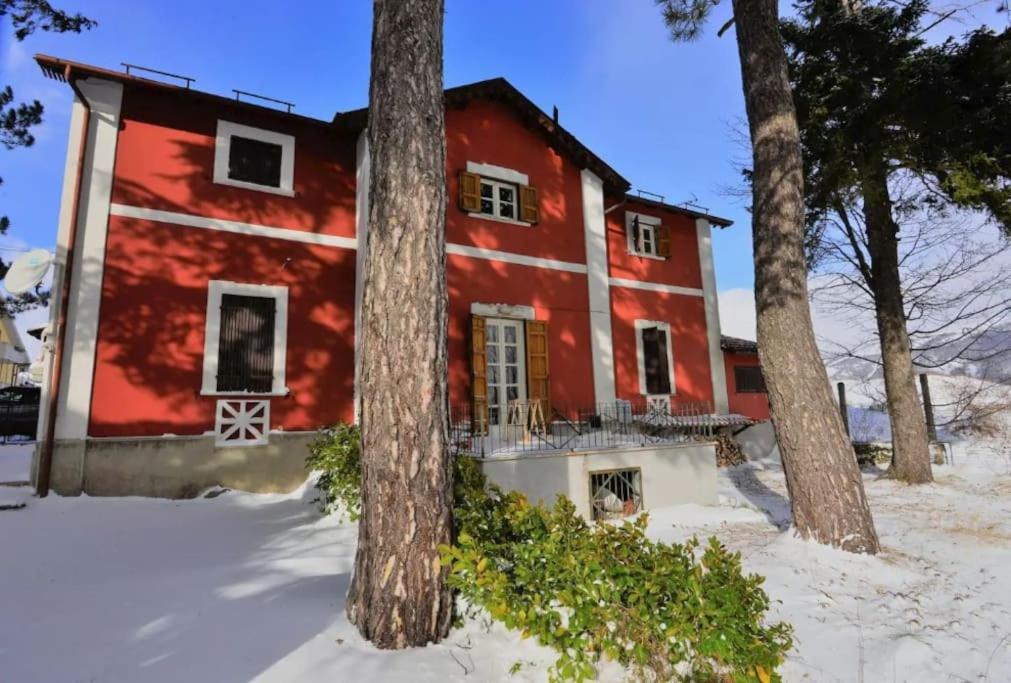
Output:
214,120,295,196
590,468,643,521
734,366,767,393
635,320,675,396
228,136,283,188
626,212,671,259
202,281,288,395
458,163,539,224
479,178,518,220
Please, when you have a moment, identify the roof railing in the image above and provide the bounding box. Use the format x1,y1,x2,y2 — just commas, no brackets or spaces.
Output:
232,89,295,113
121,62,195,89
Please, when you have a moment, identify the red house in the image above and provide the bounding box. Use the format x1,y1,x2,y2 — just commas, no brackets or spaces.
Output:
31,56,768,500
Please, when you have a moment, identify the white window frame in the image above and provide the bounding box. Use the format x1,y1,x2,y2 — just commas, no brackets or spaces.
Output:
214,120,295,197
201,280,289,396
626,212,663,260
634,319,676,397
478,177,521,221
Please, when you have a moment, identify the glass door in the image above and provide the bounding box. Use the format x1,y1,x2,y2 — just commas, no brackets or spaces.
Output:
485,318,526,428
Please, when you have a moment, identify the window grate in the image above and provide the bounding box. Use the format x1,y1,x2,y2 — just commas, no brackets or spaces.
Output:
590,468,643,521
217,294,276,393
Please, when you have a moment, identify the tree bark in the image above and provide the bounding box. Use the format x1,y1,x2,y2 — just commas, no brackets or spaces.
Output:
731,0,880,553
347,0,453,648
861,163,933,483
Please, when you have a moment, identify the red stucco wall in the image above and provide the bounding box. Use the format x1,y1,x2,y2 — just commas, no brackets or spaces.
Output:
87,84,722,439
113,87,357,238
605,199,703,288
446,100,586,265
609,287,713,405
724,351,771,420
89,217,356,437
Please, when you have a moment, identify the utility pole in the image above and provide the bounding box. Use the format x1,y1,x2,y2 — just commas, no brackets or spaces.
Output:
837,381,850,438
919,373,937,442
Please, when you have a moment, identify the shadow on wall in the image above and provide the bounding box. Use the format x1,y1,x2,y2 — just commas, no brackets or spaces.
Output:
78,129,358,438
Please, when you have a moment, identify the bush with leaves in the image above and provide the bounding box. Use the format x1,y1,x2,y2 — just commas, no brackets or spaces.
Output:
305,423,361,520
309,424,792,681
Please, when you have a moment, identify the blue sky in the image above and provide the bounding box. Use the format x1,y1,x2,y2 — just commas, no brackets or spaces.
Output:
3,0,1002,356
0,0,753,291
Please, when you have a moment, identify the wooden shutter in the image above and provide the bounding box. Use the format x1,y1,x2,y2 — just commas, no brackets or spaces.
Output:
217,294,275,393
525,320,551,422
519,185,539,224
459,171,482,213
656,225,671,258
642,327,671,395
471,316,488,435
630,216,641,252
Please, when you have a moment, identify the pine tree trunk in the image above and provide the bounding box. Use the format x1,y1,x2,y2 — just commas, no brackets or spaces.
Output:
346,0,453,648
731,0,880,553
861,164,933,484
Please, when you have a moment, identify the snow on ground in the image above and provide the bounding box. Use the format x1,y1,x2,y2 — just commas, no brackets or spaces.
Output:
3,437,1011,681
0,442,32,483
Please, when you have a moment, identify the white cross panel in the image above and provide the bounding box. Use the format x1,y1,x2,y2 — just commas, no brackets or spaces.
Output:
215,399,270,447
646,395,671,416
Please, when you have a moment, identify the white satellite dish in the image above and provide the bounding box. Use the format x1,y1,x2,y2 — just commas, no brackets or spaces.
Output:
4,249,54,295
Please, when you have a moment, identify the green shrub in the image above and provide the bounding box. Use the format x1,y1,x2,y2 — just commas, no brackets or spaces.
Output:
306,423,361,520
309,424,792,681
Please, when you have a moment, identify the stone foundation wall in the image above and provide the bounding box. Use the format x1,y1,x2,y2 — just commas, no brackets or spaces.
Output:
36,432,315,498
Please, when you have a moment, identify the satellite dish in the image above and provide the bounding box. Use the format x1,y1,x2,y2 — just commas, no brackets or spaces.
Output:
4,249,53,295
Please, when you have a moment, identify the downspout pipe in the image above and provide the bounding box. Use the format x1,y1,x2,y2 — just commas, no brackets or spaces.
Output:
36,68,90,497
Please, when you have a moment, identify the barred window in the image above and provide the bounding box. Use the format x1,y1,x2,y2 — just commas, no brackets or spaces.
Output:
734,366,767,393
217,294,276,393
201,281,288,396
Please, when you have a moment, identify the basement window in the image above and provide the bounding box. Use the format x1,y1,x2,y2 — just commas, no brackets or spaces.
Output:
590,469,643,521
214,120,295,196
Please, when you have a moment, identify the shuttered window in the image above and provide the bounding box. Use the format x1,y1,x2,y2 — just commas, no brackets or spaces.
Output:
734,366,767,394
525,320,550,421
627,213,671,259
641,326,672,395
216,294,276,393
459,170,538,224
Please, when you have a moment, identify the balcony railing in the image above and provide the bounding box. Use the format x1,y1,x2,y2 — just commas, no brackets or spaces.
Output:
450,399,750,458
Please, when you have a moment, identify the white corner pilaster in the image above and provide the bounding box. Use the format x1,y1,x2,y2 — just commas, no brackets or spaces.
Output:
352,130,370,423
581,169,616,405
696,218,729,413
53,78,123,441
35,95,88,452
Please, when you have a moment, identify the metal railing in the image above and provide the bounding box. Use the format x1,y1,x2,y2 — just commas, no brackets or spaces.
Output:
449,399,729,458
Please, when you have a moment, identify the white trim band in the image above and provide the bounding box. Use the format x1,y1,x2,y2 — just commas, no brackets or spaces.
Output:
109,204,358,250
470,302,536,320
608,277,704,297
466,161,529,186
447,243,587,274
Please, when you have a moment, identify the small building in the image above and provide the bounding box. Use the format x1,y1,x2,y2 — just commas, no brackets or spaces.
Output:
721,335,770,421
30,55,768,507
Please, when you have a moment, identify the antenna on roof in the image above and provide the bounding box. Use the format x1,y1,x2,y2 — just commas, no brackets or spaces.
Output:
233,89,295,113
679,193,709,213
552,105,559,125
121,63,195,89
